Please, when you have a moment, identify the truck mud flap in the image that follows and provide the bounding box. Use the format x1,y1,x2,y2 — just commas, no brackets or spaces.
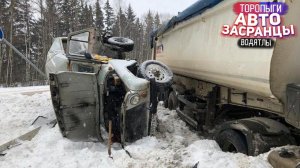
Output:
49,72,101,142
286,84,300,128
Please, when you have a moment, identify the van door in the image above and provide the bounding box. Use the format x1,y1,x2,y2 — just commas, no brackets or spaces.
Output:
49,72,101,141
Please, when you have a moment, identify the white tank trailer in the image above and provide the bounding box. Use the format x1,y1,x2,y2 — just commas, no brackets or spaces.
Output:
153,0,300,158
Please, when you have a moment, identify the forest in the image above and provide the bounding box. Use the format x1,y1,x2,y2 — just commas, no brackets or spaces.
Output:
0,0,163,86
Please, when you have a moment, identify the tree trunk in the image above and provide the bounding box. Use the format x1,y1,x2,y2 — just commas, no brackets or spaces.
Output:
6,0,14,86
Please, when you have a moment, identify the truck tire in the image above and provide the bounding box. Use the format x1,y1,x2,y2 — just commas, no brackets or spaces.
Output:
168,91,178,110
216,129,248,155
107,37,134,52
138,60,173,87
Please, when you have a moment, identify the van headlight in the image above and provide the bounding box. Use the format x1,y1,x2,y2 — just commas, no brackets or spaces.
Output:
130,94,140,105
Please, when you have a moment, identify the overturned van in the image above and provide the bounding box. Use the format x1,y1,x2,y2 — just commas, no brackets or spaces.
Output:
46,28,173,144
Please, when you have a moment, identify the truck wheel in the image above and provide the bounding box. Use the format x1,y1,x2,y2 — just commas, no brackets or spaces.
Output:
138,60,173,87
107,37,134,52
216,129,248,155
168,91,178,110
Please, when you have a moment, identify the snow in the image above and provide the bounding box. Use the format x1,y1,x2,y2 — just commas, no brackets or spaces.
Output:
0,86,50,95
0,86,272,168
0,86,53,144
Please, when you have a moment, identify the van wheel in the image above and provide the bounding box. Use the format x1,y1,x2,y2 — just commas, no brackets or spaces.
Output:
216,129,248,155
168,91,178,110
107,37,134,52
138,60,173,88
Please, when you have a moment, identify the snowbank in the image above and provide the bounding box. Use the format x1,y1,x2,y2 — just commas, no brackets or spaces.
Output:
0,86,272,168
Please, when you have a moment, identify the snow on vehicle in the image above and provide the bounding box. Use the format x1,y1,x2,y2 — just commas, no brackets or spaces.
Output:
45,37,68,76
152,0,300,157
46,28,173,144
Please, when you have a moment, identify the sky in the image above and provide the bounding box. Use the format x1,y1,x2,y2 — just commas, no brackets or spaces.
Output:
108,0,199,18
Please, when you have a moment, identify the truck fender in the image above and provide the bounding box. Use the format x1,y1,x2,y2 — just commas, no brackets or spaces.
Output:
214,117,295,156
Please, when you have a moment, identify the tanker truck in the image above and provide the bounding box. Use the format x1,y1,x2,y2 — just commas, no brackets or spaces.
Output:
152,0,300,159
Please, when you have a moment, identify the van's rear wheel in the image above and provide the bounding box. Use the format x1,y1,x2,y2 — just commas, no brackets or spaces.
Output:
216,129,248,154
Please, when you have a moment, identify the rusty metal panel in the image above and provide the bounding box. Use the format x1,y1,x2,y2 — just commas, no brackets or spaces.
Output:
50,72,101,141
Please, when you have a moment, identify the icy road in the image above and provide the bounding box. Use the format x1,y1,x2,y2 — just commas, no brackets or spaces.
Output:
0,86,272,168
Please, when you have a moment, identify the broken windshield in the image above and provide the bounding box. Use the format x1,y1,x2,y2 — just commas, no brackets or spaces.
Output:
69,32,90,56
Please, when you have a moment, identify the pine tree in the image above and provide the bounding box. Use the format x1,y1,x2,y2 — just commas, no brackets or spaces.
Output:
45,0,59,38
81,3,94,28
125,4,136,38
154,13,161,30
83,4,89,27
5,1,15,85
0,0,165,85
57,0,70,36
34,0,47,82
12,0,29,82
134,18,144,62
0,0,9,26
78,0,86,30
103,0,114,34
38,0,59,80
95,0,104,35
30,20,43,81
113,7,126,36
23,0,35,82
144,11,154,60
88,5,94,27
69,0,81,32
0,0,9,83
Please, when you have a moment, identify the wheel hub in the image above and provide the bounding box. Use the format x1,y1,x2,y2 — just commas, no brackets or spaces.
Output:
146,65,167,82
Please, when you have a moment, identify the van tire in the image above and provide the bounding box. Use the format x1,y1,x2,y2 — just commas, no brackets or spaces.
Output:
138,60,173,88
107,37,134,52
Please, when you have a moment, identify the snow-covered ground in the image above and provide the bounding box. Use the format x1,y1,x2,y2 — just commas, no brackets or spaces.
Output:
0,86,53,144
0,86,272,168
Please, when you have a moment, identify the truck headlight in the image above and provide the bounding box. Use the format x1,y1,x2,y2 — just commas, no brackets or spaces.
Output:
130,94,140,105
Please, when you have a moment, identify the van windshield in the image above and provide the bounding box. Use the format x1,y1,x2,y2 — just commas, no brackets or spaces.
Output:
69,32,90,56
